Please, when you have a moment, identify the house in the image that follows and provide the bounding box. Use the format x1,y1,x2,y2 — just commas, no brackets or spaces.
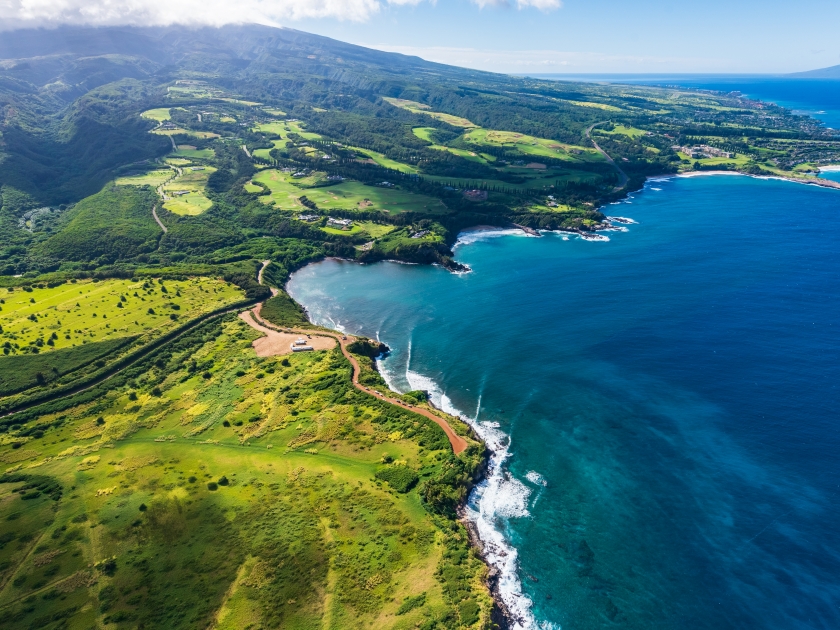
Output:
327,218,353,229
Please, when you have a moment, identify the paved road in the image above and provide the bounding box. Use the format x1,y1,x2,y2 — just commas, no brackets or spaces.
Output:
242,144,251,158
151,205,167,233
586,122,629,190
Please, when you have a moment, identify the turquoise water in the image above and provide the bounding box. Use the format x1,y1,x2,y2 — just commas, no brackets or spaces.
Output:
288,174,840,629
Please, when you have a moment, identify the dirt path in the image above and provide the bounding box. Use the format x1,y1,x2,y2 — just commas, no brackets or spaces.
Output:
238,307,336,356
586,122,629,190
240,301,469,455
244,261,470,454
242,144,251,158
151,205,167,233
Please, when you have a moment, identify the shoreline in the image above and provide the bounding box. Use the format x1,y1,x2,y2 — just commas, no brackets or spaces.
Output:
284,168,840,628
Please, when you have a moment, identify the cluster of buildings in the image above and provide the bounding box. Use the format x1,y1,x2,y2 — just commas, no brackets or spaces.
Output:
327,218,353,229
296,215,355,231
674,145,734,159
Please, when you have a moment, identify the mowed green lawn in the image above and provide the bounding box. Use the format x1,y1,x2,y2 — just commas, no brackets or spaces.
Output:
140,108,172,122
173,146,215,159
320,221,396,237
595,124,647,139
0,277,244,356
383,98,476,128
253,169,449,215
463,128,602,162
162,166,216,216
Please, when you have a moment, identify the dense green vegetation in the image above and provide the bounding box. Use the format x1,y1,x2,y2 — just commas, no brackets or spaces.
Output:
1,22,838,630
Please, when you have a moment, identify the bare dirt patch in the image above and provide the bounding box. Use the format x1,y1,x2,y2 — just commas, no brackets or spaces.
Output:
238,309,336,357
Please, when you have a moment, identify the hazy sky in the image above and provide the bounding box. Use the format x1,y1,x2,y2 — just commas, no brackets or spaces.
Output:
1,0,839,73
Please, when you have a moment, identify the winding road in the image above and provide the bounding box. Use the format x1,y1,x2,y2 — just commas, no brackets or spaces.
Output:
586,122,629,190
151,205,167,233
245,261,469,454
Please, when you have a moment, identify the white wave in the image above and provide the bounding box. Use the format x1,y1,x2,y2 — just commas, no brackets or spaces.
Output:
607,216,638,224
650,187,662,191
580,233,610,242
525,471,547,487
455,228,526,248
398,367,543,628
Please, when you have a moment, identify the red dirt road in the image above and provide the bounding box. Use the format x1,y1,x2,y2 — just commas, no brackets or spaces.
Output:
242,304,469,455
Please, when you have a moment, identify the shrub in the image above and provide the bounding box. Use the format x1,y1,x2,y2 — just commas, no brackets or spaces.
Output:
207,482,218,491
375,465,419,493
397,593,426,615
217,476,229,486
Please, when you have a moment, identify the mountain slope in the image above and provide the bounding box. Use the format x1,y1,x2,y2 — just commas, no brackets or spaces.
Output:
788,64,840,79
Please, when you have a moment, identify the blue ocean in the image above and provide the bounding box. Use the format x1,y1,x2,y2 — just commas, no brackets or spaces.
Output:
288,173,840,629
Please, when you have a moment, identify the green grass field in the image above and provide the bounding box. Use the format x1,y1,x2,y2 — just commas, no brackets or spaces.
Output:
115,170,174,187
0,316,491,629
0,278,243,357
173,146,215,159
412,127,437,143
153,129,219,140
383,98,477,128
253,169,450,215
140,108,172,122
463,128,601,162
162,166,217,216
351,148,419,174
252,121,323,159
594,124,647,139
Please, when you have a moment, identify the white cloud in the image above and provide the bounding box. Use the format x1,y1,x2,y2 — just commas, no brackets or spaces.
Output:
367,44,739,74
471,0,562,10
0,0,559,30
0,0,412,28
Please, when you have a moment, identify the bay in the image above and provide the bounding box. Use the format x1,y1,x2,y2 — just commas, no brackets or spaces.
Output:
288,174,840,629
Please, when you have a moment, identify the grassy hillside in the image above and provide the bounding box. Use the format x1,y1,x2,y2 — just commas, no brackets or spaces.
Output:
0,316,491,629
30,186,161,268
1,23,839,629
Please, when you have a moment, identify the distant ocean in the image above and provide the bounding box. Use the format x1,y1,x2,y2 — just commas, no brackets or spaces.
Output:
289,172,840,629
528,74,840,130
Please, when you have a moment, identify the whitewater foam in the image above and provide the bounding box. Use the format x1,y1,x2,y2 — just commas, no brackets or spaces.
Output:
398,368,543,629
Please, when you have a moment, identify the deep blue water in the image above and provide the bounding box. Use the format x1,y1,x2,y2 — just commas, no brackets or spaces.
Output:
289,174,840,629
530,74,840,130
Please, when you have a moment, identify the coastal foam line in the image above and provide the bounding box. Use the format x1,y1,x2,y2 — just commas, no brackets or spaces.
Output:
400,368,546,630
374,318,547,628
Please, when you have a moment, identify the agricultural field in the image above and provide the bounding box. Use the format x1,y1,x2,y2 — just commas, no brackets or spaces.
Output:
463,129,602,162
161,166,217,216
0,316,490,630
173,146,215,159
153,128,219,140
593,124,648,139
383,98,477,128
252,169,450,215
114,169,174,187
140,108,172,122
0,277,243,356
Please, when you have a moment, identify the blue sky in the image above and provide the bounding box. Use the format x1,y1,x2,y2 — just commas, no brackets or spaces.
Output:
291,0,840,74
2,0,839,73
